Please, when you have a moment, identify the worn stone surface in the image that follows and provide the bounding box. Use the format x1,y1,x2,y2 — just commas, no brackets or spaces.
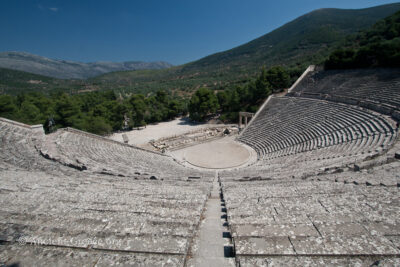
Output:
1,67,400,267
0,119,215,266
187,176,235,267
235,236,295,255
221,151,400,259
237,256,400,267
232,223,319,238
0,244,185,267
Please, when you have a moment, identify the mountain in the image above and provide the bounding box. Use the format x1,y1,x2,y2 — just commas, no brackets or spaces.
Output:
92,3,400,94
0,51,173,79
2,3,400,96
186,3,400,71
325,10,400,69
0,67,81,95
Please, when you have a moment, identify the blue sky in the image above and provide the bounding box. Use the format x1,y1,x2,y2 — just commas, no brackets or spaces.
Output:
1,0,399,65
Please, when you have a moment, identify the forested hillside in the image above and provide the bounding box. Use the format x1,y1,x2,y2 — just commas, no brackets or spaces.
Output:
325,10,400,69
0,90,187,135
2,4,400,135
92,3,400,94
0,68,82,95
1,3,399,97
191,9,400,123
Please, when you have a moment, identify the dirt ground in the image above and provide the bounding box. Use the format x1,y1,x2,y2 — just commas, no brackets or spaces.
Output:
110,117,219,146
109,117,256,169
170,135,257,169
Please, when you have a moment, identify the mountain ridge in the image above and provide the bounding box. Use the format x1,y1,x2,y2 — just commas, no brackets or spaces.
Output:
1,3,400,96
0,51,173,79
184,4,400,71
92,3,400,94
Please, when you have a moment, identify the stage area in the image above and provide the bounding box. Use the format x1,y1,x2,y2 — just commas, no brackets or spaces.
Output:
171,136,256,169
110,117,218,147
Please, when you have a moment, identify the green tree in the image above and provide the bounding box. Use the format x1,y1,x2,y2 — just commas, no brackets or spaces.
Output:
109,102,128,131
155,90,168,105
17,101,42,124
254,67,272,101
325,10,400,69
53,93,82,128
325,49,356,69
0,95,17,118
229,89,241,112
168,99,184,119
266,66,290,91
128,94,147,127
217,91,229,111
189,88,219,121
84,116,112,135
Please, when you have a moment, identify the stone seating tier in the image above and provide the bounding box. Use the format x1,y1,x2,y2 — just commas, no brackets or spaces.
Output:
288,68,400,119
219,158,400,265
0,119,213,265
238,97,397,161
41,128,211,180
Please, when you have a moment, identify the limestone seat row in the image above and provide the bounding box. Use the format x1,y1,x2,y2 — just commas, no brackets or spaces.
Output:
239,97,397,162
288,68,400,119
40,127,210,180
0,118,213,265
220,160,400,265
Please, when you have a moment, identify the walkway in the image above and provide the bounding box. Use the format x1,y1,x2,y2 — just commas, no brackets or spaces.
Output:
187,172,235,266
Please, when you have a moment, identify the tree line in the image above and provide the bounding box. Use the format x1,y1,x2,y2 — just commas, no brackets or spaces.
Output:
325,10,400,69
188,66,291,122
0,65,292,134
189,10,400,123
0,90,187,135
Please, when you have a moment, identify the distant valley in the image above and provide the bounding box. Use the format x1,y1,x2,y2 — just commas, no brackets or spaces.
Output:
0,51,173,79
1,3,400,95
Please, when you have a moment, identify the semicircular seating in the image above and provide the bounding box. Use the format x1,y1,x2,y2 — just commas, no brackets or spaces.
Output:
288,68,400,117
1,66,400,265
238,96,397,163
39,127,210,180
0,118,213,265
